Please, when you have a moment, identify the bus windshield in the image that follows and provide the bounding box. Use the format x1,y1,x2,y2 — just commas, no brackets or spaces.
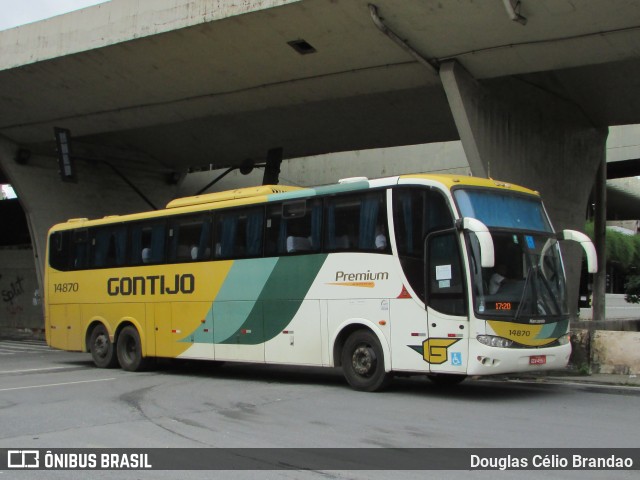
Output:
454,189,552,232
454,189,568,322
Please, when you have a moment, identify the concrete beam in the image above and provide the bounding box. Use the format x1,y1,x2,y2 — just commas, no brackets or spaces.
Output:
440,60,608,316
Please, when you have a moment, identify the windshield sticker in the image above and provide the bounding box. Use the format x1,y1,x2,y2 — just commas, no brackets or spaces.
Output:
435,264,452,280
525,236,535,249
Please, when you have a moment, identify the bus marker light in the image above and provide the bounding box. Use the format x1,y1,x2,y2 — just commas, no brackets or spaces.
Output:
171,329,181,334
241,329,252,335
379,320,387,326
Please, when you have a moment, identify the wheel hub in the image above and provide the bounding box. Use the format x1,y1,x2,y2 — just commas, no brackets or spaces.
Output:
94,335,108,357
352,345,376,376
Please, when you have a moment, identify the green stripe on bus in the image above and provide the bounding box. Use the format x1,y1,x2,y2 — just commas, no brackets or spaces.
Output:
219,254,328,345
267,182,370,202
536,318,569,340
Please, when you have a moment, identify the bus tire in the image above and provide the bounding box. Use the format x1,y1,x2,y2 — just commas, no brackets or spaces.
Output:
341,330,391,392
116,326,150,372
427,374,467,386
89,324,119,368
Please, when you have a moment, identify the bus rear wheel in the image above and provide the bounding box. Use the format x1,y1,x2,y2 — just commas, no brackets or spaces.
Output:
116,326,151,372
89,324,118,368
341,330,391,392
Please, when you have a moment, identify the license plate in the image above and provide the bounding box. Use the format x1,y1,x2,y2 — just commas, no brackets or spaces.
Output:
529,355,546,365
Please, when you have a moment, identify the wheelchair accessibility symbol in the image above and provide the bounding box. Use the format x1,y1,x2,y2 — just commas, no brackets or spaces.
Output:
451,352,462,366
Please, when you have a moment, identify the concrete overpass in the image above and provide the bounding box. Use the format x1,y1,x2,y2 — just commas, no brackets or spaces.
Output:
2,0,640,331
3,0,640,166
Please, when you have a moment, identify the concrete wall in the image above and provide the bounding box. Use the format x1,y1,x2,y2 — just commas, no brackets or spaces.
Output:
570,325,640,375
178,141,470,196
591,331,640,375
0,247,41,335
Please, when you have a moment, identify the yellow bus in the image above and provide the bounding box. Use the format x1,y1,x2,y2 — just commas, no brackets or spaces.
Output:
45,173,596,391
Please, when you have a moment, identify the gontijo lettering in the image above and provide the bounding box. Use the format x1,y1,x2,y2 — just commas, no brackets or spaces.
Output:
107,274,195,296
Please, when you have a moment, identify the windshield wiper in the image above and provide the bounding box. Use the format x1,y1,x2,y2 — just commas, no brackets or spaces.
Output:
514,265,536,322
535,267,562,315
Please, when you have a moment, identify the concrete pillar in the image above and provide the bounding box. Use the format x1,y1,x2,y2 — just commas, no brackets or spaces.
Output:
592,157,607,321
0,135,178,330
440,60,608,316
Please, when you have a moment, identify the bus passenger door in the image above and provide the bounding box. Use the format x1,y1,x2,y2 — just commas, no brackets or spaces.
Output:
425,230,469,374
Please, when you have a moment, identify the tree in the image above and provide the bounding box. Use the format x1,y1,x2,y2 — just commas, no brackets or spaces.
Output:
584,222,640,302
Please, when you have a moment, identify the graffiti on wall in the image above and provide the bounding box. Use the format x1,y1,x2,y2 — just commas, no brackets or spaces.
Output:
1,273,26,315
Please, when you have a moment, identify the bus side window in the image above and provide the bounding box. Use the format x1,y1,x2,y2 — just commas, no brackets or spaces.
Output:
325,191,388,253
283,201,310,253
426,190,453,233
91,225,127,268
265,204,285,255
427,231,466,316
215,207,264,259
266,200,322,256
73,229,89,270
130,222,166,265
393,188,455,301
49,231,71,271
359,192,387,252
325,196,352,251
168,215,212,262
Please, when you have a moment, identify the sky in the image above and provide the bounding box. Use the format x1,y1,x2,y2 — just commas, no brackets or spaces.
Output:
0,0,109,31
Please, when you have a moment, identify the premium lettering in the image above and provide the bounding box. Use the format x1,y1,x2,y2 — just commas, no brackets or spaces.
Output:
335,270,389,282
107,274,195,296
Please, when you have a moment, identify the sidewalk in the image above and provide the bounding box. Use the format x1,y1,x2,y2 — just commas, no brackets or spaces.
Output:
497,371,640,387
547,372,640,387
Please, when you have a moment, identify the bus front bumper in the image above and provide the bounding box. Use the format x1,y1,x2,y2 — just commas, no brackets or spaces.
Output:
467,339,571,376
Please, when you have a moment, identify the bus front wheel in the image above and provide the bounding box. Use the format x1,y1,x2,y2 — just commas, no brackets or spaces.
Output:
116,326,151,372
89,324,118,368
341,330,391,392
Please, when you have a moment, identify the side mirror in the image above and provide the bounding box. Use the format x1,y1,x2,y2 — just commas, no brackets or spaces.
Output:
559,230,598,273
457,218,494,268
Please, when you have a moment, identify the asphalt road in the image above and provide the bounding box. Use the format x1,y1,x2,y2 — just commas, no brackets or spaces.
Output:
0,339,639,480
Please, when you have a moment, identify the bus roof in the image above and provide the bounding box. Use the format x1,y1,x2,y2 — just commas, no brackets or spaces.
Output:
50,173,539,230
165,185,303,209
399,173,539,196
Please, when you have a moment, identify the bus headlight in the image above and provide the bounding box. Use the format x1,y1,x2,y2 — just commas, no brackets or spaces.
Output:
557,333,571,346
477,335,513,348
